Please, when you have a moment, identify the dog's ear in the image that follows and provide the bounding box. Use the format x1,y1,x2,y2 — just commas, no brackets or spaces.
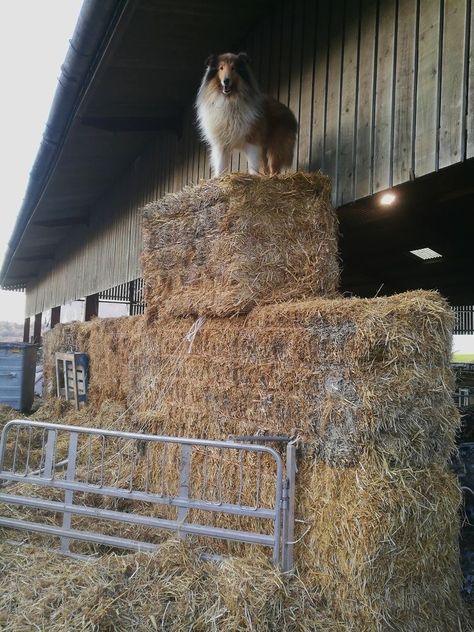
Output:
237,52,250,65
204,54,218,68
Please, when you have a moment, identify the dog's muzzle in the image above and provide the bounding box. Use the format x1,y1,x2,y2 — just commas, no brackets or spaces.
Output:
222,78,232,94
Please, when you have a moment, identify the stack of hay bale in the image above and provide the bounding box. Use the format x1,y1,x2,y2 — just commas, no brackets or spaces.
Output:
43,172,466,631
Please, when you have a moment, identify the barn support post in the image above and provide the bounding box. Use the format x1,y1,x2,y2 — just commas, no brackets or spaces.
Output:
33,313,42,344
84,294,99,321
23,317,30,343
51,306,61,328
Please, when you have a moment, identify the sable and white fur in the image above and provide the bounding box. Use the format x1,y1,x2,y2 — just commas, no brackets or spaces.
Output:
196,52,297,176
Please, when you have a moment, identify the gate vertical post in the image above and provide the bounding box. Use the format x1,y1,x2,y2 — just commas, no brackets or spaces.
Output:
42,430,57,479
60,431,78,553
177,444,191,538
282,441,297,572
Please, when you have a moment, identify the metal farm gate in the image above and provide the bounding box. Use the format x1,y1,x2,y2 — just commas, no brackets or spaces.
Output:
0,420,296,571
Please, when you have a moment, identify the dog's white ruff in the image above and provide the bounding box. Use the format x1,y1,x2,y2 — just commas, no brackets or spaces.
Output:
196,81,263,176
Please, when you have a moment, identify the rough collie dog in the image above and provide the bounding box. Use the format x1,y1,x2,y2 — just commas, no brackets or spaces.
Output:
196,52,297,176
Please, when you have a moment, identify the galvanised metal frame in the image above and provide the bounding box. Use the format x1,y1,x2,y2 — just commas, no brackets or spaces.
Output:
0,419,296,571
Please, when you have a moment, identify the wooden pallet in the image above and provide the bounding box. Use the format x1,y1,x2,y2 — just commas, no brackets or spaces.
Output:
55,352,88,410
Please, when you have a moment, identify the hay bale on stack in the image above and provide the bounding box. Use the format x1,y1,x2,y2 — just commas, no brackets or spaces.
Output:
300,463,465,631
43,291,458,469
142,172,339,319
111,291,455,470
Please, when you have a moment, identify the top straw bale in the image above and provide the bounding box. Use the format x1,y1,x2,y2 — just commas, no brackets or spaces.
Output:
142,172,339,319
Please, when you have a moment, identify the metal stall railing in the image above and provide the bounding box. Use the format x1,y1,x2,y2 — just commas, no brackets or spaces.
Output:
0,420,296,571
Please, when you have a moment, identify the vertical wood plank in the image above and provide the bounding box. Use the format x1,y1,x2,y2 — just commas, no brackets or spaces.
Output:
198,141,205,182
415,0,441,176
373,0,397,192
259,13,272,94
393,0,417,185
311,0,330,171
297,0,316,171
268,4,283,98
339,0,360,204
467,0,474,157
191,132,200,184
278,1,293,107
355,0,378,199
289,0,304,170
184,115,192,185
439,0,468,168
173,132,183,192
324,0,344,202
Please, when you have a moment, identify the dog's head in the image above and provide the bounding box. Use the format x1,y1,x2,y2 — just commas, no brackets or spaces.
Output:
203,52,252,96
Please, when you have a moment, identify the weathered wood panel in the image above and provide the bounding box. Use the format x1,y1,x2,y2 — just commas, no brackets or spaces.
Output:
290,2,303,170
415,0,442,176
355,0,377,199
324,0,344,200
297,0,316,171
310,0,330,172
26,0,474,316
439,0,468,168
373,0,396,191
468,0,474,157
393,0,417,185
339,0,360,204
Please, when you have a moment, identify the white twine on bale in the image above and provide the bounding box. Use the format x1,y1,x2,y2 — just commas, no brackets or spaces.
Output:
113,315,207,426
185,316,207,353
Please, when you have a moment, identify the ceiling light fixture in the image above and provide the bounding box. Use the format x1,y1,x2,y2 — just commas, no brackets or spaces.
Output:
409,247,443,260
380,192,396,206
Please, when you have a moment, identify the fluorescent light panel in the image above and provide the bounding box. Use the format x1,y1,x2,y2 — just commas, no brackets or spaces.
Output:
410,247,442,260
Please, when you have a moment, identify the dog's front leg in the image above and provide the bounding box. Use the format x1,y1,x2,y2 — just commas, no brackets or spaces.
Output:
211,145,230,177
244,144,263,175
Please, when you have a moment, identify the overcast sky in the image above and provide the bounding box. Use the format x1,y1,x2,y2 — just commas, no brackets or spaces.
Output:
0,0,83,323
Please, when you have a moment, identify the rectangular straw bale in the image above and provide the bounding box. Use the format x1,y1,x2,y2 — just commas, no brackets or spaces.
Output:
298,461,466,632
141,172,340,319
129,290,459,468
43,290,458,468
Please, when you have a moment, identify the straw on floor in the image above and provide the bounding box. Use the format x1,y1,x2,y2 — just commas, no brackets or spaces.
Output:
0,540,335,632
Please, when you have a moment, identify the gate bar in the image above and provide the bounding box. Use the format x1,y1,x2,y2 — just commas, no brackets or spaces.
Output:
0,473,276,519
1,420,285,453
0,495,275,547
